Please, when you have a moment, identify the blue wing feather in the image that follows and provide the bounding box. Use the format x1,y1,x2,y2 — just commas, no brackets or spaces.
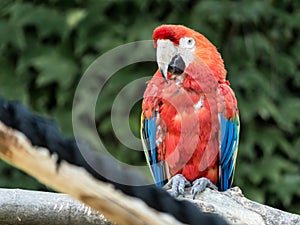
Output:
219,113,240,191
141,112,165,187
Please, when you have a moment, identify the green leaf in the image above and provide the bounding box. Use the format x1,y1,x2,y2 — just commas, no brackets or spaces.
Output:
0,19,25,49
32,48,78,88
0,56,27,100
66,8,87,29
9,2,68,38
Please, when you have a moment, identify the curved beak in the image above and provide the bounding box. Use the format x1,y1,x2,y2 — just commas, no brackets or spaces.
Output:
156,39,176,83
159,67,168,83
156,40,186,83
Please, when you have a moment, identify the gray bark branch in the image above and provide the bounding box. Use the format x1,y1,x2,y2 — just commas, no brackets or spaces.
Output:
0,188,114,225
181,187,300,225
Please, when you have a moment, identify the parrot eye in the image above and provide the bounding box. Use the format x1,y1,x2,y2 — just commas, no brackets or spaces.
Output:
180,37,195,48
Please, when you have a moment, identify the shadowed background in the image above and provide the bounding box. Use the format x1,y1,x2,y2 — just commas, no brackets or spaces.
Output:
0,0,299,214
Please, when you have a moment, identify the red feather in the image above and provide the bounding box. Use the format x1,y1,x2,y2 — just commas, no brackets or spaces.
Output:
143,25,239,187
143,63,220,183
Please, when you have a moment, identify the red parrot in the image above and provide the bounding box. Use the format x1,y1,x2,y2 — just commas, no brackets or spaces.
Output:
141,25,240,197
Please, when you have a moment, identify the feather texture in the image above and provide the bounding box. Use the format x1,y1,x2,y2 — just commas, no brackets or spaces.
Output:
141,24,240,191
141,113,165,187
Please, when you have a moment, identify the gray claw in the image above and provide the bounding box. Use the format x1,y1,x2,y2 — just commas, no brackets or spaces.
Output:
164,174,190,197
191,177,218,199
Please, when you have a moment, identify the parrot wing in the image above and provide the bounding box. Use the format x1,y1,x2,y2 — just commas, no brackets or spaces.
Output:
219,111,240,191
140,112,166,187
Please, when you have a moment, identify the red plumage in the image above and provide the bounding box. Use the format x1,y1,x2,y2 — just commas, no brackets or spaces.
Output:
142,25,239,190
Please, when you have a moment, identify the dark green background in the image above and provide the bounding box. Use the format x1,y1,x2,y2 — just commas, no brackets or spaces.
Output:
1,0,300,214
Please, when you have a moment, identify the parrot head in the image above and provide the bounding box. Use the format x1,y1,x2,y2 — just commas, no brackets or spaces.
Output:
153,24,226,82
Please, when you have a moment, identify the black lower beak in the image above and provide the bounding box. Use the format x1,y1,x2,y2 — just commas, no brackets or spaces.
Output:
168,55,185,75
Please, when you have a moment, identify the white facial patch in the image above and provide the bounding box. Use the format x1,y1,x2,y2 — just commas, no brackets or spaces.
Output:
178,37,196,68
179,37,195,48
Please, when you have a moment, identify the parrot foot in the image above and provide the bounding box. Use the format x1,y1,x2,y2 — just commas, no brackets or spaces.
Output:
164,174,190,197
191,177,218,199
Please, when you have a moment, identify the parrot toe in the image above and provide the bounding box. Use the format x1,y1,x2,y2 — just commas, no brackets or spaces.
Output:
164,174,190,197
191,177,218,199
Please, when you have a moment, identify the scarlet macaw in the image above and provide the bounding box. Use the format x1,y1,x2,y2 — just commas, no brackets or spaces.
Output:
141,25,239,197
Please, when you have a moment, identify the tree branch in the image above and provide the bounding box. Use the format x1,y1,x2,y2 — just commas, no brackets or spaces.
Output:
0,188,114,225
179,187,300,225
0,121,184,225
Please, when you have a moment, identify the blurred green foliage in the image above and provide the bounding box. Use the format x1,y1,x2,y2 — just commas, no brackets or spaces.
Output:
0,0,300,214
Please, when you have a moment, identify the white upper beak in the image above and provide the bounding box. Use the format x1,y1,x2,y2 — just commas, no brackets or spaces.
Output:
156,39,177,81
